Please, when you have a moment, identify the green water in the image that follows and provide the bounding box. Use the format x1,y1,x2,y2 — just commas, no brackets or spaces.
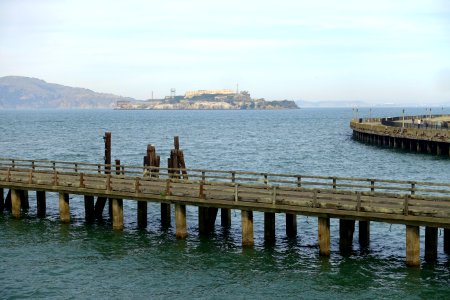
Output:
1,108,450,298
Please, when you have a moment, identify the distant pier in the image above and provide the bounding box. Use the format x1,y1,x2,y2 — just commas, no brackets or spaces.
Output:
351,114,450,156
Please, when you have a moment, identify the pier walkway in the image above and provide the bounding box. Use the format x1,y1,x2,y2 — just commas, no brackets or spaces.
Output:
2,157,450,267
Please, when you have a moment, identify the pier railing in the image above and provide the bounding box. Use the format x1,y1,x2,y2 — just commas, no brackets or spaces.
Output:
1,157,450,200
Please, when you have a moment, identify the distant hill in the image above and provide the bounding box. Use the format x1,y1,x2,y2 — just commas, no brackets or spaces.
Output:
0,76,135,109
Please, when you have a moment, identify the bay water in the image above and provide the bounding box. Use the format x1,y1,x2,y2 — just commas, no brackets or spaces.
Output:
1,108,450,299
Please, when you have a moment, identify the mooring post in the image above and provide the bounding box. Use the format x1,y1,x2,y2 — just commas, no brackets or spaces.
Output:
112,198,124,231
444,229,450,255
264,212,276,243
11,189,21,219
36,191,46,218
286,213,297,238
318,217,330,256
425,226,438,262
84,195,95,223
175,204,187,239
359,220,370,248
339,219,355,253
59,193,70,223
406,225,420,267
241,210,254,247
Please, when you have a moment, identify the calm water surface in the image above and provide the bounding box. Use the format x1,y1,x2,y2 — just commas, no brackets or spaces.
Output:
1,108,450,299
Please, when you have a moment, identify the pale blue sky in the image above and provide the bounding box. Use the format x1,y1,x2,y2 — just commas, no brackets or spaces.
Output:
1,0,449,104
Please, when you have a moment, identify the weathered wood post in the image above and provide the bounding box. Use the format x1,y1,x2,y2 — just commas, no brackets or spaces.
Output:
406,225,420,267
84,195,95,223
11,189,21,218
339,219,355,253
359,220,370,248
264,212,276,243
94,132,111,220
20,190,29,211
112,198,124,230
444,229,450,255
437,143,442,155
425,226,438,262
112,160,124,230
36,191,46,218
59,193,70,223
175,203,187,239
241,210,254,247
221,172,235,227
318,217,330,256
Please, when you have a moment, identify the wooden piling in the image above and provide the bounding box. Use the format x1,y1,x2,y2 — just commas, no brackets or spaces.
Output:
318,217,330,256
20,190,29,211
137,201,148,228
94,197,107,220
437,143,442,156
161,203,171,228
425,226,438,262
198,206,209,236
175,204,187,239
0,187,3,213
4,189,11,211
241,210,254,247
286,213,297,238
358,220,370,248
339,219,355,253
59,193,70,223
221,208,231,227
444,229,450,255
36,191,46,218
406,225,420,267
112,198,124,230
11,189,21,219
264,212,276,243
84,195,95,223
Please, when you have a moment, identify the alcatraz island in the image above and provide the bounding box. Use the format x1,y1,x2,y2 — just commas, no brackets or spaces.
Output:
115,89,298,110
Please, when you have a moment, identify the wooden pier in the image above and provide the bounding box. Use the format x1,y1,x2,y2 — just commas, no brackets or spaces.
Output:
2,155,450,267
350,114,450,155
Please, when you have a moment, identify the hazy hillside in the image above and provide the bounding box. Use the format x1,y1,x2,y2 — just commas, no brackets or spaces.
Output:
0,76,135,109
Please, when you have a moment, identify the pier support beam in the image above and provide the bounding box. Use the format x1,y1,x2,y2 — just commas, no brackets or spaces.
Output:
416,141,422,153
20,190,29,211
11,189,22,219
94,197,107,220
358,221,370,248
339,219,355,253
36,191,46,218
241,210,254,247
286,213,297,238
137,201,147,228
112,198,124,231
437,143,442,156
444,229,450,255
198,206,209,236
221,208,231,227
59,193,70,223
161,203,171,228
4,189,11,211
406,225,420,267
318,217,330,256
425,226,438,262
0,188,4,213
264,212,276,244
175,204,187,239
84,195,95,223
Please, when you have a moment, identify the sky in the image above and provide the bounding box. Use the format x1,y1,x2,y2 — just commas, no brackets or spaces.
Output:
1,0,450,104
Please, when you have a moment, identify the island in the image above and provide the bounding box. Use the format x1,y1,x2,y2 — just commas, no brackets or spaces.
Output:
115,89,298,110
